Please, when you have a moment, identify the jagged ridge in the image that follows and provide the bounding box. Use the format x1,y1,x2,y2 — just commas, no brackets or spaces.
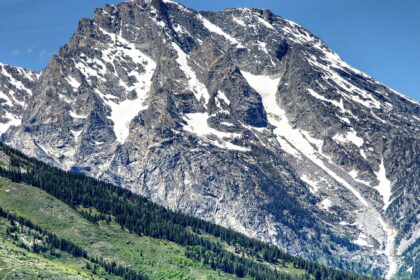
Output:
1,0,419,278
0,63,38,133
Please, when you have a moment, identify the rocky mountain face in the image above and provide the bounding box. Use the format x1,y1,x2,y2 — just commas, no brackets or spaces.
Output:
0,63,38,134
1,0,419,277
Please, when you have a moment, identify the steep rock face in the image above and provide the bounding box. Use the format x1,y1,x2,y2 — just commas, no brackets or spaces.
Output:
2,0,419,277
0,63,38,134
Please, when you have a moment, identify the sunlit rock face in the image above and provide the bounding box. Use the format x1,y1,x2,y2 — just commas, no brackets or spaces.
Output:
2,0,419,277
0,63,38,134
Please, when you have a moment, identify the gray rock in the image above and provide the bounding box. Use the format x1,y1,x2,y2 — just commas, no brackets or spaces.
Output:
0,63,38,134
1,0,419,277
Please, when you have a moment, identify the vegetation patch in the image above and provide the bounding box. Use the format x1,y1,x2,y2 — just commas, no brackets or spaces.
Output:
0,142,379,280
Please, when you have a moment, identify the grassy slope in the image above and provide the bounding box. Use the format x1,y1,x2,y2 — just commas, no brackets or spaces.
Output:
0,217,109,280
0,145,381,280
0,177,254,280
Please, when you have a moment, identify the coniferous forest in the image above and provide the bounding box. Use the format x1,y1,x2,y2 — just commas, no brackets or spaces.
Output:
0,142,382,280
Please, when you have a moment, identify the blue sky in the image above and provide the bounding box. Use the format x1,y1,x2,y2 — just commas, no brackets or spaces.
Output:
0,0,418,101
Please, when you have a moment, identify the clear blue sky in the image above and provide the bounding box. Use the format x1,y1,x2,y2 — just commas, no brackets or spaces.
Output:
0,0,418,101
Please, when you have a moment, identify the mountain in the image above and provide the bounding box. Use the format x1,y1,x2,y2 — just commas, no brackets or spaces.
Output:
0,63,38,134
1,0,419,278
0,142,377,280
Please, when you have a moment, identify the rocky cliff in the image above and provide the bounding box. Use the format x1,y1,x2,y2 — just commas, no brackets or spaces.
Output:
1,0,419,277
0,63,38,134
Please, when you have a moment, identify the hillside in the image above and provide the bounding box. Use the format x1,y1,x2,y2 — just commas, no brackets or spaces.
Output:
0,142,382,279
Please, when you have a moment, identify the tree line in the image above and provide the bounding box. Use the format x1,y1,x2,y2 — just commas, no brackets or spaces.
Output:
0,206,149,280
0,142,379,280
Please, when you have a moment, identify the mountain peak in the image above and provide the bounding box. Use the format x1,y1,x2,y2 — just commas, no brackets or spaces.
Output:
1,1,418,278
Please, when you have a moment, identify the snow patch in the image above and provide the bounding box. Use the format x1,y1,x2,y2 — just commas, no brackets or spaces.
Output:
183,113,238,138
232,17,246,27
220,122,234,127
149,7,166,28
70,129,83,142
348,169,370,185
240,33,400,279
93,28,157,143
375,160,393,210
384,227,398,279
360,149,367,160
172,43,210,105
353,233,373,247
277,138,302,159
69,111,88,119
333,129,364,147
0,90,13,107
307,89,347,113
183,112,249,152
214,97,229,114
307,55,382,110
300,174,319,193
197,14,244,48
320,198,333,210
66,76,81,90
162,0,191,13
0,66,32,95
0,111,21,134
241,70,369,207
388,88,420,106
256,16,275,30
173,23,190,36
75,59,106,83
217,90,230,105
